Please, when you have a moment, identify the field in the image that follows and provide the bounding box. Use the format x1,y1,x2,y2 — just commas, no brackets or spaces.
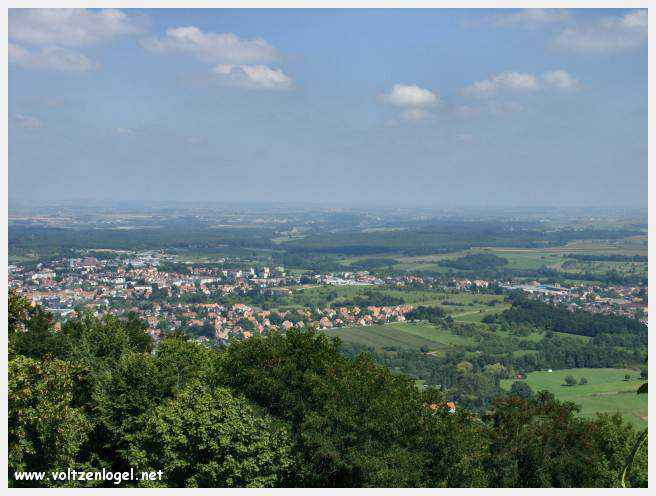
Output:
501,368,648,428
321,322,471,351
363,240,648,278
276,285,506,310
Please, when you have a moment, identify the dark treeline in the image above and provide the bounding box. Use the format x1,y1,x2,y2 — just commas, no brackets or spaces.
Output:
8,293,647,488
484,295,647,341
282,223,642,256
406,305,447,323
565,253,648,262
333,290,406,308
421,265,646,287
9,225,277,258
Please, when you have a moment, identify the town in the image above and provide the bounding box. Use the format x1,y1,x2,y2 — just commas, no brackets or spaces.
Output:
9,249,648,345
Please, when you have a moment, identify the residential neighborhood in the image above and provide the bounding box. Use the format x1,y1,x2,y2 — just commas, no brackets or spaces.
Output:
9,249,648,345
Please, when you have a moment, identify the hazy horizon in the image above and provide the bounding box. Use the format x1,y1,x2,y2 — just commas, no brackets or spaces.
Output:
9,8,648,208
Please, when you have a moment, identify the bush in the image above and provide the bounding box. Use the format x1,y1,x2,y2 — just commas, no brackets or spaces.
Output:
509,381,533,400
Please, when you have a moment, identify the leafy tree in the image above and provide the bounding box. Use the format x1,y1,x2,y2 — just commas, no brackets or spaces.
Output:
579,377,588,385
91,352,174,473
456,361,474,375
509,381,533,400
564,375,577,387
9,356,91,487
153,335,215,392
129,381,293,487
8,290,31,335
57,313,153,364
484,392,645,487
406,305,446,323
214,329,481,487
9,293,59,360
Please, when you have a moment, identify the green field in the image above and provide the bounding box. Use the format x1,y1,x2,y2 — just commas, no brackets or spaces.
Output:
383,241,648,277
321,322,470,351
277,286,504,310
501,368,648,428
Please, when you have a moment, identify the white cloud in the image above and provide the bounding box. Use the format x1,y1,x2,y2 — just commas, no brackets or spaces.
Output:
492,9,570,27
551,10,647,54
461,69,581,98
9,9,145,47
460,71,540,98
9,43,98,72
212,64,294,91
381,84,439,108
141,26,280,64
543,69,581,91
12,113,43,129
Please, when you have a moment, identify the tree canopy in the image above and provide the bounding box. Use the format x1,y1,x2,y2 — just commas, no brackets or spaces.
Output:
7,291,648,488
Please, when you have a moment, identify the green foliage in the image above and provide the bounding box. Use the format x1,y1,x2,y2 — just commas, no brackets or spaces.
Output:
58,313,153,363
406,305,446,323
6,296,649,488
336,289,405,308
214,329,488,487
486,295,647,340
509,381,533,400
91,352,174,469
484,392,645,487
621,381,648,488
129,381,293,487
8,290,31,335
9,356,91,487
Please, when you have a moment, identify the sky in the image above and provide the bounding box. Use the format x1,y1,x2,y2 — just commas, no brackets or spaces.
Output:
8,8,648,208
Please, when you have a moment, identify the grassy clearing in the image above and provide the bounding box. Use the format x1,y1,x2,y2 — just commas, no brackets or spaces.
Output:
452,304,510,323
321,322,470,351
501,368,647,429
322,324,438,350
283,286,494,309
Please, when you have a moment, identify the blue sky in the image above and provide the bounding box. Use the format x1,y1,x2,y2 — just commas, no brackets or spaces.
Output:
8,8,648,207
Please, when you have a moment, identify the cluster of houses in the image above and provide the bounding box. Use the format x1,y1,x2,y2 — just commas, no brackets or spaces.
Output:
503,280,647,323
153,301,415,343
9,252,418,342
9,250,648,342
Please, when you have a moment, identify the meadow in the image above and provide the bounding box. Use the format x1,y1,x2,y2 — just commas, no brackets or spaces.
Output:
321,321,471,352
501,368,647,428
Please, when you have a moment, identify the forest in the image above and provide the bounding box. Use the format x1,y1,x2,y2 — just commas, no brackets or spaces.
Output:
484,294,647,340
